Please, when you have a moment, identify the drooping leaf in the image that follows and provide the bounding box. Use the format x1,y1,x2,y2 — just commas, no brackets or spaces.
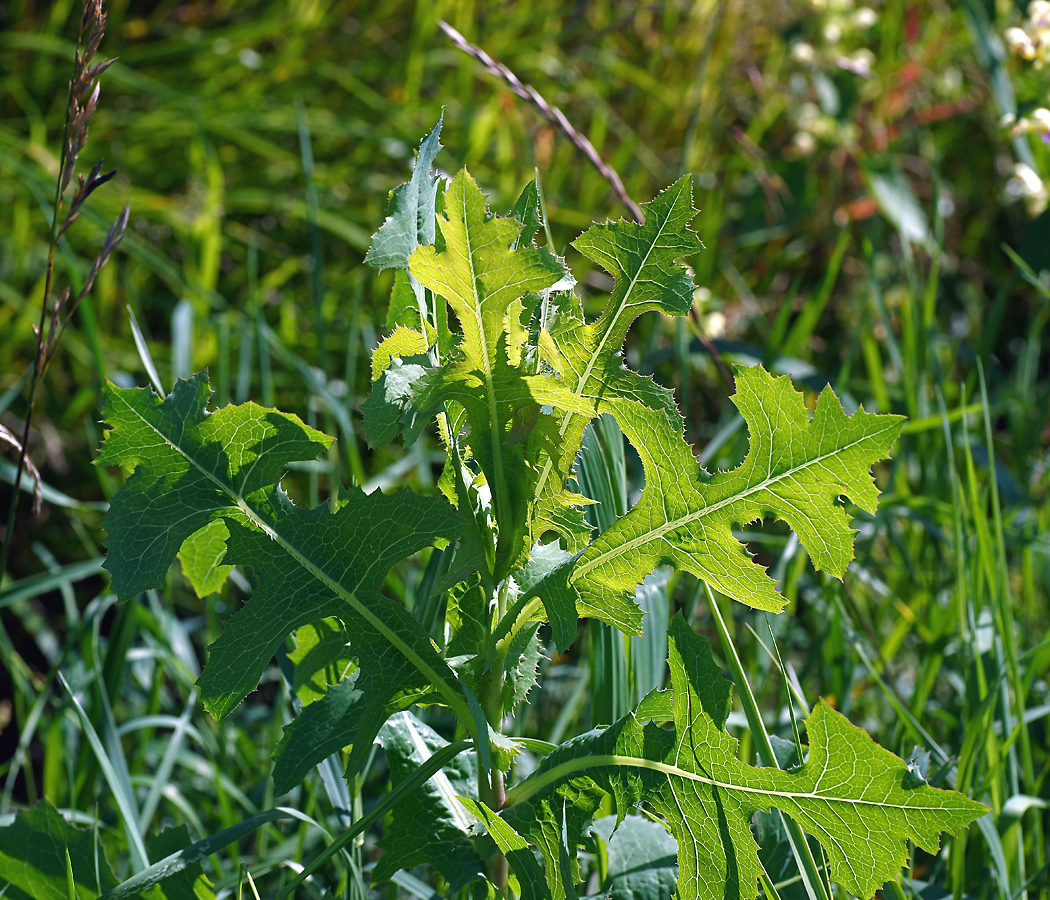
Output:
589,814,678,900
373,712,485,892
272,676,366,795
569,365,905,621
97,373,332,598
500,615,986,900
97,374,472,740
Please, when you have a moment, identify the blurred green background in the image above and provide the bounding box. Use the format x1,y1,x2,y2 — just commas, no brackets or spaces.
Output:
1,0,1049,896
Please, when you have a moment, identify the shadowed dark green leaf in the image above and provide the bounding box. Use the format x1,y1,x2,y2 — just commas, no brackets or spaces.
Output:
0,802,120,900
98,374,472,733
590,814,678,900
272,677,366,795
373,712,485,892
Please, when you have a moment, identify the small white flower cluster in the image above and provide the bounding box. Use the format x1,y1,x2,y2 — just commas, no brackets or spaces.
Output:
790,101,859,157
791,0,880,73
787,0,878,157
1002,106,1050,141
1005,1,1050,67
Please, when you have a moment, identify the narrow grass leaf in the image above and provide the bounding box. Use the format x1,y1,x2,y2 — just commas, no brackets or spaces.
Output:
58,674,150,873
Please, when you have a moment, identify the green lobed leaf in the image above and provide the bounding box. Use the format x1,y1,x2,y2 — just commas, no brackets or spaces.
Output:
97,372,332,598
499,615,985,900
97,374,472,736
404,171,572,577
569,365,905,620
371,326,430,382
410,169,567,370
500,622,544,712
528,176,701,549
272,676,367,795
369,169,588,579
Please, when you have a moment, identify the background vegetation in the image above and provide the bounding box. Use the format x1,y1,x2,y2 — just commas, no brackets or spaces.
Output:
0,0,1048,897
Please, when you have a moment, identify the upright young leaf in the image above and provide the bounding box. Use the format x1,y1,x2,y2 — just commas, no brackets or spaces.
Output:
391,170,572,577
97,374,472,733
365,115,443,270
529,176,701,547
500,616,985,900
410,169,567,368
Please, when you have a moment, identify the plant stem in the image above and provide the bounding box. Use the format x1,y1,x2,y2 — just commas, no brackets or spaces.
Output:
705,582,832,900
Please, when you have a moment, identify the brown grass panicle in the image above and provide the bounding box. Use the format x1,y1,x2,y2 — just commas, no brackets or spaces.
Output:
0,0,129,577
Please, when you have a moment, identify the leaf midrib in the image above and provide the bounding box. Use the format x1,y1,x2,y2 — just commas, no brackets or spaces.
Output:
533,192,683,505
112,390,473,729
571,421,899,581
503,752,973,813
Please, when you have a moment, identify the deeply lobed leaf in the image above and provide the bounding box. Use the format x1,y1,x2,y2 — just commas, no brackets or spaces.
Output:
498,616,985,900
568,366,905,623
527,175,701,549
98,374,469,750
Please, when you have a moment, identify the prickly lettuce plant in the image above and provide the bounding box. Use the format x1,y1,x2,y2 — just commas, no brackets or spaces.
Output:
95,119,984,899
